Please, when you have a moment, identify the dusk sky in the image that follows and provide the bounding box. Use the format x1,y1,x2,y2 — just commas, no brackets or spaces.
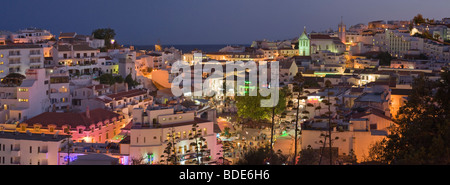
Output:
1,0,449,45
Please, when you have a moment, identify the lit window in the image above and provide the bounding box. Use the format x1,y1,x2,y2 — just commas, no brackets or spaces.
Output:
18,99,29,102
19,88,28,92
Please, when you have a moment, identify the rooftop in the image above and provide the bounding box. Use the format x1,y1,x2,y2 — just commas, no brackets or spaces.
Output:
23,108,122,129
0,44,42,50
106,89,148,100
0,131,69,142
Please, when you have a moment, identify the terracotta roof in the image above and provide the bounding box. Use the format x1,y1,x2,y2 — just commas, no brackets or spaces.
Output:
86,84,109,90
59,32,76,38
23,108,122,130
310,34,332,40
391,89,412,95
350,107,391,121
106,89,148,100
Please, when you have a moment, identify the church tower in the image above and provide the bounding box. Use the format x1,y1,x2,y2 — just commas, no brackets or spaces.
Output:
338,16,346,44
298,27,310,56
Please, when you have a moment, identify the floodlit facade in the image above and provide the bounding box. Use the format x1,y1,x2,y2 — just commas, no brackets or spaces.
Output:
0,131,69,165
121,107,219,165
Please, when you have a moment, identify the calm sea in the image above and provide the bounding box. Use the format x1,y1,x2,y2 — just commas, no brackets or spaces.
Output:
131,44,249,53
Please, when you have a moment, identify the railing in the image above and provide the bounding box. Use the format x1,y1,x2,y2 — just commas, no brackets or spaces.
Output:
9,61,21,64
29,52,41,56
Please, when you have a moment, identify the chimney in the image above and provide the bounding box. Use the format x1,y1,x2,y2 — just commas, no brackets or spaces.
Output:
125,83,128,92
86,106,90,118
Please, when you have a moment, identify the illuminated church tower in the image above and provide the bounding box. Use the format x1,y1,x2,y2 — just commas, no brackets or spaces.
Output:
338,16,346,44
298,26,310,56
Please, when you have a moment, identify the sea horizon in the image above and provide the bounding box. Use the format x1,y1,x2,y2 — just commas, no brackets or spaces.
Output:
128,44,250,53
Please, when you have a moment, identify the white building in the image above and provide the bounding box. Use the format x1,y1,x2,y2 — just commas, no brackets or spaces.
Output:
0,131,69,165
0,68,52,124
301,107,392,163
52,44,101,76
9,28,54,44
0,45,44,79
120,107,219,165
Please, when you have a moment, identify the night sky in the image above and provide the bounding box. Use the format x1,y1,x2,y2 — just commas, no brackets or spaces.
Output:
1,0,448,45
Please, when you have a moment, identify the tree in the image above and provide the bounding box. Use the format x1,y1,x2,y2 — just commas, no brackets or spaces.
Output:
297,145,320,165
125,73,139,89
92,28,118,50
235,87,286,122
292,73,308,164
376,52,393,66
97,73,115,85
161,128,179,165
371,68,450,164
190,122,207,165
235,145,288,165
235,92,271,121
114,75,124,84
434,33,441,40
130,156,145,165
317,80,340,165
413,14,426,25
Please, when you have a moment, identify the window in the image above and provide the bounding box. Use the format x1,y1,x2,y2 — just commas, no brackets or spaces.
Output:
34,126,40,132
18,99,28,102
30,146,32,153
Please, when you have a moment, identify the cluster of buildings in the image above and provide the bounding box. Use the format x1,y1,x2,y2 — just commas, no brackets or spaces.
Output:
0,28,221,165
0,15,449,165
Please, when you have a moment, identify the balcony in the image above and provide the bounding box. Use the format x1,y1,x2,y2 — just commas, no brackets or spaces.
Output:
9,61,21,65
30,60,41,64
10,150,20,156
37,151,48,158
29,52,41,56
